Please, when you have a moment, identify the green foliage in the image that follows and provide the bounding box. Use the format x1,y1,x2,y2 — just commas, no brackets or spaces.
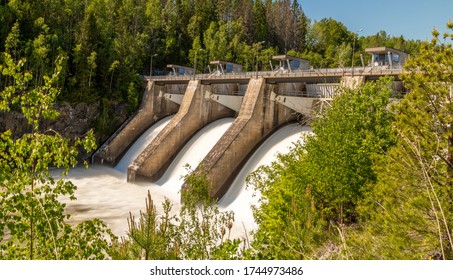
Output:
177,164,239,259
5,21,20,59
246,157,327,259
247,77,394,259
335,42,352,68
308,18,353,67
87,51,97,90
0,54,114,260
252,0,268,43
353,26,453,260
304,78,395,223
109,191,178,260
126,81,139,113
0,0,421,107
96,98,113,138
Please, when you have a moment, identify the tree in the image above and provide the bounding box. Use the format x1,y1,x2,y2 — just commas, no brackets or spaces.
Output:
246,143,327,259
354,25,453,259
4,21,21,61
252,0,268,43
334,42,352,68
177,165,239,259
0,53,114,260
87,51,97,90
201,19,248,66
308,18,353,67
109,191,178,260
247,77,395,259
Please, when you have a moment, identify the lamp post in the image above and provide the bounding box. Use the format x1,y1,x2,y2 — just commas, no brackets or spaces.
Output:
256,41,265,78
351,29,363,76
149,54,157,77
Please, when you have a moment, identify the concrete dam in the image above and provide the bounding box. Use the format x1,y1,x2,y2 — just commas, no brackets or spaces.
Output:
93,49,405,199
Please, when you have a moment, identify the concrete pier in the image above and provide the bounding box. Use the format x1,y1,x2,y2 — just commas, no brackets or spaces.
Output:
127,80,235,182
186,78,298,199
92,81,179,165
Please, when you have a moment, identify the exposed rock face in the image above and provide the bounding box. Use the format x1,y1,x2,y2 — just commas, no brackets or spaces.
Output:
0,110,29,138
0,102,98,138
44,102,100,139
0,101,129,161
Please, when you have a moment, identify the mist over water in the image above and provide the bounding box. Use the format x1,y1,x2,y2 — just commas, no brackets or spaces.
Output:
59,118,310,240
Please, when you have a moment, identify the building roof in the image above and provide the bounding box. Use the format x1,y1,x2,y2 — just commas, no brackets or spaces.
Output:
166,64,194,69
272,55,309,62
364,47,407,55
209,60,242,66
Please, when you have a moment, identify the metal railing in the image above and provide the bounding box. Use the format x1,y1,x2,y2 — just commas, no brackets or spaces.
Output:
144,66,404,82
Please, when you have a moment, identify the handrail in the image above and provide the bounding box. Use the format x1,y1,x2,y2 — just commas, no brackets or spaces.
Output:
145,66,404,82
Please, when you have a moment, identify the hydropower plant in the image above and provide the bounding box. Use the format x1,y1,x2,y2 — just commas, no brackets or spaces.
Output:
64,48,406,238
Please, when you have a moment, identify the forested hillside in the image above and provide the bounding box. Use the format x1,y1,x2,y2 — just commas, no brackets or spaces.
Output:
0,0,420,103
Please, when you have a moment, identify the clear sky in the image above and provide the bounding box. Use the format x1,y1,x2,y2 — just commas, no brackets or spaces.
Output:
300,0,453,41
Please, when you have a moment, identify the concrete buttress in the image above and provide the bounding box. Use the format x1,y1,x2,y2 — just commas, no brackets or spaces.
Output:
187,78,298,199
93,81,180,165
127,80,235,182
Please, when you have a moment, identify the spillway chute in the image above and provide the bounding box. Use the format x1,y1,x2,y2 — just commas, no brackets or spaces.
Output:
114,116,173,173
156,118,235,193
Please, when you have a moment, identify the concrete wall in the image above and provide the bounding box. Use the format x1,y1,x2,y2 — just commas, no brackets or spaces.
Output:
276,82,305,95
127,80,235,182
93,81,179,165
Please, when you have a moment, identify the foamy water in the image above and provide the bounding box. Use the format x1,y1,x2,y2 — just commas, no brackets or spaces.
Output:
156,118,235,193
59,118,310,241
219,124,311,237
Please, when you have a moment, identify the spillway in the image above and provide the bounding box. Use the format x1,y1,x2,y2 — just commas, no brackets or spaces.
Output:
219,124,311,237
60,117,233,237
59,118,309,240
114,116,173,173
156,118,235,192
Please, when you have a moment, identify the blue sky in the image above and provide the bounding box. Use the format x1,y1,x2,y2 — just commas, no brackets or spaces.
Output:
300,0,452,40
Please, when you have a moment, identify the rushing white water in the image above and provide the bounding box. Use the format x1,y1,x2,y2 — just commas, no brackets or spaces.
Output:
61,118,233,237
219,124,311,237
156,118,235,193
60,118,310,241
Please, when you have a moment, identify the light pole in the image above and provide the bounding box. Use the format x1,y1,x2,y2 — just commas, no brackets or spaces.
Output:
149,54,157,76
256,41,265,78
351,29,363,76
